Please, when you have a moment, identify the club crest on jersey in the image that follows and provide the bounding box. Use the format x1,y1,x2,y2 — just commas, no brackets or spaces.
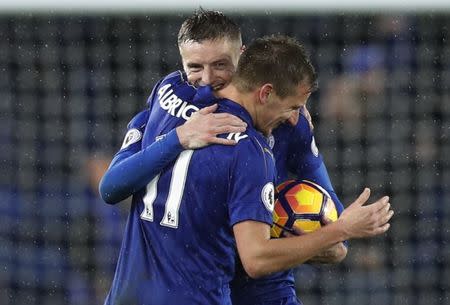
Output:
311,136,319,157
261,182,275,212
158,84,199,120
226,132,248,143
121,128,142,149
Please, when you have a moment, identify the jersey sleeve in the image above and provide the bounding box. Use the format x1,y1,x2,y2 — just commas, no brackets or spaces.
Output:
287,113,345,217
227,138,275,227
99,109,184,204
192,85,216,107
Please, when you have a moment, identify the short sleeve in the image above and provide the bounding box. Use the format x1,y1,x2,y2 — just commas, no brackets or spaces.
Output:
227,138,275,227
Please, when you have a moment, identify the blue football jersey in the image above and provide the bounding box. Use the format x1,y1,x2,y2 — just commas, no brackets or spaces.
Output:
183,85,344,305
230,113,345,304
104,71,276,305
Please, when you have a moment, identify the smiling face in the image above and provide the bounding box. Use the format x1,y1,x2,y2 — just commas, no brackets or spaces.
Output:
179,38,242,90
225,36,317,136
256,83,312,136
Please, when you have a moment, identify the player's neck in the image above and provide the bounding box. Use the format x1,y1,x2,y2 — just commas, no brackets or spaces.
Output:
217,84,257,124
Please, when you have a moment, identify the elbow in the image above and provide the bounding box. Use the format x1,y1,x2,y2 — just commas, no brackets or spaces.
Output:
241,259,269,279
99,177,120,205
100,193,118,205
338,243,348,261
330,243,348,264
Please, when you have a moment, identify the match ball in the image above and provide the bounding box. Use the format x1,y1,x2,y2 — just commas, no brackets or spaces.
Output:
271,180,338,238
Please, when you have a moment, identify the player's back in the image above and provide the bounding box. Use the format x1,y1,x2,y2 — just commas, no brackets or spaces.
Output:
105,71,275,305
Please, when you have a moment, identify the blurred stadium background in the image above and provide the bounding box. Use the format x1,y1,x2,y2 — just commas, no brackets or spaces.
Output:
0,1,449,304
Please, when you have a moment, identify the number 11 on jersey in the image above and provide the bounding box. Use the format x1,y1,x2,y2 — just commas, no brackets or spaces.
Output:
140,150,194,229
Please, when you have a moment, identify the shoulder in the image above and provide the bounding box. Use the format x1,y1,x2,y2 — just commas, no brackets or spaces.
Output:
120,109,149,151
228,130,274,167
278,113,311,135
225,130,276,213
208,130,270,161
154,70,197,106
159,70,193,89
297,111,313,133
272,112,312,146
145,70,200,121
225,132,250,144
127,109,149,130
146,70,195,105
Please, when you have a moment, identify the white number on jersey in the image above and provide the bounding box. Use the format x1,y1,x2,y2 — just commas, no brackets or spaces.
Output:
140,174,160,222
140,150,194,229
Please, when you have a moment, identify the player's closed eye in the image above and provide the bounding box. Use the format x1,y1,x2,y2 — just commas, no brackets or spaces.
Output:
187,64,203,73
214,62,228,70
189,68,202,73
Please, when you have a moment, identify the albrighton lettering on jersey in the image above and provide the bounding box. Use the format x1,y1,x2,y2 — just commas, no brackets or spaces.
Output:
158,84,199,120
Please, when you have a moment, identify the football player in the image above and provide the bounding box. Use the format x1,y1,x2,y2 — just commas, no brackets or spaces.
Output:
100,12,393,305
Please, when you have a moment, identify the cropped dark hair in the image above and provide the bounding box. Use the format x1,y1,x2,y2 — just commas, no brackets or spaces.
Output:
178,9,241,46
233,35,318,98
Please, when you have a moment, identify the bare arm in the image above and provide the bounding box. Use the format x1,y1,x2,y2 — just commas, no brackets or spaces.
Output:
283,223,348,265
233,188,393,278
306,242,347,264
282,228,347,264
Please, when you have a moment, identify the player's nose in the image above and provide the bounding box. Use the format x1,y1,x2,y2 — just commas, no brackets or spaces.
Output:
200,67,213,86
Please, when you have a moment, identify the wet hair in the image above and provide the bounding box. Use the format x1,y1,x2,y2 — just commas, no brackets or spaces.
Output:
178,9,242,46
233,35,318,98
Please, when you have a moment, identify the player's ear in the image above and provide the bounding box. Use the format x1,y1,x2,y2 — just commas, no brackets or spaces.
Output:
258,84,273,105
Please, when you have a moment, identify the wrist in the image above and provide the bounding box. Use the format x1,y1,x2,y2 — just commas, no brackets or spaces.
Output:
175,125,189,149
325,218,349,242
